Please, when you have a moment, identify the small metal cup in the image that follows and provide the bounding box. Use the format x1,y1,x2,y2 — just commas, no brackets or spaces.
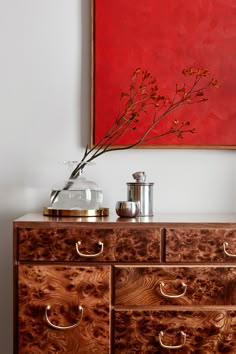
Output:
115,201,140,218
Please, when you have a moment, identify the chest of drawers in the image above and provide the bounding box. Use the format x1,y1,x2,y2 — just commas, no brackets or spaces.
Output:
14,214,236,353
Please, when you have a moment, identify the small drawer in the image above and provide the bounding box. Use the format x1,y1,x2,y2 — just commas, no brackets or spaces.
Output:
18,227,161,262
18,228,116,261
165,228,236,263
114,266,236,306
115,228,161,262
114,310,236,353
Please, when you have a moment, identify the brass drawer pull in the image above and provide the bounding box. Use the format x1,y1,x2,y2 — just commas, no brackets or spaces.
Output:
45,305,83,330
223,242,236,257
159,330,186,349
75,241,104,258
159,281,187,298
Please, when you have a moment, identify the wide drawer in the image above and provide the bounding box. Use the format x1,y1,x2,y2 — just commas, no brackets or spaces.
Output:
18,265,110,354
115,266,236,306
114,310,236,353
165,228,236,263
18,227,161,262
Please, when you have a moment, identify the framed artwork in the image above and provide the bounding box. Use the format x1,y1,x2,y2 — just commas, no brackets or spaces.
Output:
91,0,236,149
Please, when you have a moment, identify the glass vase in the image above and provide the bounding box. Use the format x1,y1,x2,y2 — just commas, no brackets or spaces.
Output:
50,162,103,210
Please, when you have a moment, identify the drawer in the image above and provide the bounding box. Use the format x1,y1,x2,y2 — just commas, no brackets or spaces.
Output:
18,228,116,262
115,266,236,306
114,310,236,353
18,265,110,353
115,228,161,262
18,227,161,262
165,228,236,263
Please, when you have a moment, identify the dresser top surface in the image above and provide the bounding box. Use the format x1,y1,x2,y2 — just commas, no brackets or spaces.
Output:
13,213,236,227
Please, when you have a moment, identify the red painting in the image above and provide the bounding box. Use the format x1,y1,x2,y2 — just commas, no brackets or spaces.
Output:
92,0,236,148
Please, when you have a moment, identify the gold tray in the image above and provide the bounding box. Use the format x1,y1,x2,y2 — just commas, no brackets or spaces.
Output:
43,207,109,217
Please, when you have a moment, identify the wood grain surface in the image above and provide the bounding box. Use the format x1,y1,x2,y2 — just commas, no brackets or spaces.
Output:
115,310,236,353
18,227,161,262
115,266,236,306
165,228,236,263
18,265,110,353
115,228,161,262
18,228,116,262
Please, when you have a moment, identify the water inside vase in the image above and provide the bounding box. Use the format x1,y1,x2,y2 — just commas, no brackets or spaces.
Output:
50,162,103,210
51,187,103,210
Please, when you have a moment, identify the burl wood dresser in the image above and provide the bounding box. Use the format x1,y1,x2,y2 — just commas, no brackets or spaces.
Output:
14,213,236,353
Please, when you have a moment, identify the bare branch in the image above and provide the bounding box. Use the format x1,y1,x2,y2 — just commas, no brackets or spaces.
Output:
66,67,219,180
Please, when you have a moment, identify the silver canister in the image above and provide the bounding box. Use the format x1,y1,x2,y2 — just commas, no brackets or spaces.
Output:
127,172,154,216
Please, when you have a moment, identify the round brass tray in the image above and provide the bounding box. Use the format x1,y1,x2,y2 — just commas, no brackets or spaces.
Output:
43,207,109,217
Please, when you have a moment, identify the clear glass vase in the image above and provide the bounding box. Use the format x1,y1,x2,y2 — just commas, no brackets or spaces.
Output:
50,162,103,210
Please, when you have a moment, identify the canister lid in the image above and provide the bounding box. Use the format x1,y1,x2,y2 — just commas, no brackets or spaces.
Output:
127,171,154,186
132,171,146,182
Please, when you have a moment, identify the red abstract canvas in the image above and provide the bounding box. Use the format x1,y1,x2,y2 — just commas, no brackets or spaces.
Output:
92,0,236,148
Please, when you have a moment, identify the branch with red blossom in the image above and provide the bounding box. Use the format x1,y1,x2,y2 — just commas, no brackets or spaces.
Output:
70,67,219,178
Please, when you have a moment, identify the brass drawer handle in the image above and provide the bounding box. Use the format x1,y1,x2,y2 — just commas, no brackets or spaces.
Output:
45,305,83,330
223,242,236,257
159,330,186,349
75,241,104,258
159,281,187,298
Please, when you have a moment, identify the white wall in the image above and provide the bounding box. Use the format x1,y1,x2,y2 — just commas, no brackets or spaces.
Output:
0,0,236,352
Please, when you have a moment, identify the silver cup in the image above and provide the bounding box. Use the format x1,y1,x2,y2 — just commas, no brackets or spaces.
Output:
115,201,140,218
